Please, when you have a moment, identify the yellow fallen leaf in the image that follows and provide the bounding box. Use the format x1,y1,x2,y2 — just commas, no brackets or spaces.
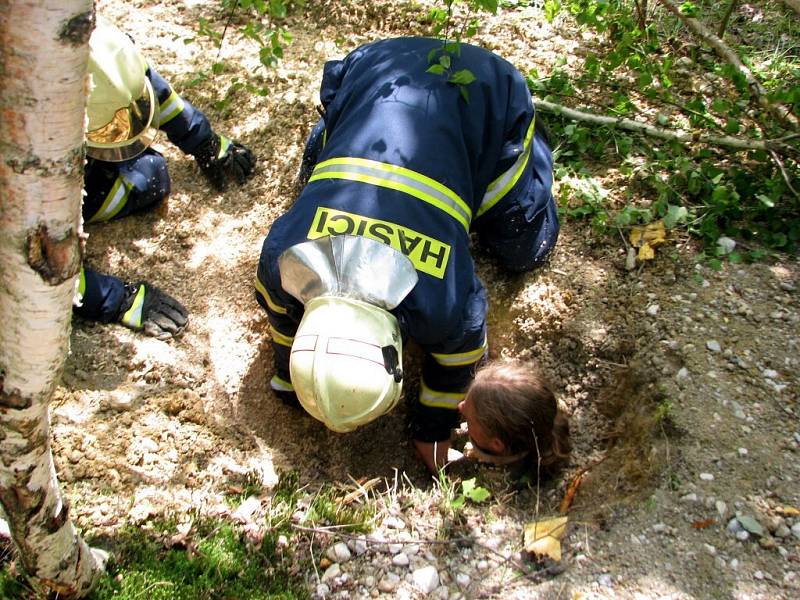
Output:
523,516,568,561
778,506,800,517
629,221,666,248
637,242,655,261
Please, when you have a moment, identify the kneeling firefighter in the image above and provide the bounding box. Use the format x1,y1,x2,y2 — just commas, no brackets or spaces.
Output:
255,37,559,472
74,15,257,339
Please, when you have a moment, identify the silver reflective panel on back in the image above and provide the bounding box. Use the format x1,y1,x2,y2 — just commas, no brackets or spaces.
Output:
278,235,419,309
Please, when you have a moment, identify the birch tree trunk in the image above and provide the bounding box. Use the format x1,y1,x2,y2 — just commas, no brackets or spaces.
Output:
0,1,106,597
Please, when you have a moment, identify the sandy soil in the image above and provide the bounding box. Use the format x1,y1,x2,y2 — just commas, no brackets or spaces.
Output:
49,0,800,598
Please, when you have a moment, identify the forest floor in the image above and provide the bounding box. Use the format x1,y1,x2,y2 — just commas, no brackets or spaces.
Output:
25,0,800,598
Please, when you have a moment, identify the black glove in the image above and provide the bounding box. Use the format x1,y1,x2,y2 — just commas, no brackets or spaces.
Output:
195,133,256,191
117,282,188,340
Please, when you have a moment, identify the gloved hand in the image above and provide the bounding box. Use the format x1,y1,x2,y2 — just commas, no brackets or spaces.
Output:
117,282,188,340
195,133,256,191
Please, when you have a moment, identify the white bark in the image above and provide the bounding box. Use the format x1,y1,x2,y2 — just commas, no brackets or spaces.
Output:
0,1,105,598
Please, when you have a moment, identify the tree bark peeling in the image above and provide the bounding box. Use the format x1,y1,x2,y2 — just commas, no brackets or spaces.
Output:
0,387,32,410
26,224,82,286
60,11,95,46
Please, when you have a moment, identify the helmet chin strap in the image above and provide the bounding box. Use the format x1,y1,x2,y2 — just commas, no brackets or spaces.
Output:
463,441,530,466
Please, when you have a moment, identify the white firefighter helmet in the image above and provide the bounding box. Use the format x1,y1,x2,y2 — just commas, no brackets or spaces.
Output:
289,295,404,433
86,16,159,161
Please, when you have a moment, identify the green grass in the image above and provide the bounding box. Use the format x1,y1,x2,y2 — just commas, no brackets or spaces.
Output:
0,471,379,600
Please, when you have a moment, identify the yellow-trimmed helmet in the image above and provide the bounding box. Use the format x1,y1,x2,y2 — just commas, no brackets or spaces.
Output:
289,295,404,433
86,16,159,161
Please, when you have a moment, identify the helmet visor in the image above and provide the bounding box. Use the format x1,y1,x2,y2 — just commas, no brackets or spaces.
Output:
86,78,159,162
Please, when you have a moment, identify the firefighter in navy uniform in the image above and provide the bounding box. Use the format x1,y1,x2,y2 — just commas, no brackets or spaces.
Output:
74,16,256,339
255,37,558,472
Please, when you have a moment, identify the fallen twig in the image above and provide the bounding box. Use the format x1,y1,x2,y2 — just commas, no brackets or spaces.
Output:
535,99,791,153
657,0,799,131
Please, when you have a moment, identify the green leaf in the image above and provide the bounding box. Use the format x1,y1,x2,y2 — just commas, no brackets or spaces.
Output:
544,0,561,22
450,496,466,510
439,54,451,70
475,0,499,13
459,85,470,103
449,69,476,85
461,478,491,503
679,2,699,17
664,204,689,229
212,62,225,74
427,64,446,75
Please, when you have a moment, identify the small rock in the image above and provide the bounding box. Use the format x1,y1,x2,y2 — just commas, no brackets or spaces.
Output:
316,583,330,597
356,538,369,554
680,493,699,503
716,501,727,518
412,566,440,595
736,530,751,542
383,516,406,530
754,570,764,580
716,236,736,255
646,304,660,316
704,544,717,555
321,563,341,583
699,472,715,482
737,447,748,457
455,572,470,587
378,572,400,593
729,558,739,570
775,524,791,538
728,518,743,533
737,515,765,536
598,574,614,587
706,340,721,353
327,542,351,563
676,367,689,380
791,522,800,540
393,552,410,567
476,560,489,571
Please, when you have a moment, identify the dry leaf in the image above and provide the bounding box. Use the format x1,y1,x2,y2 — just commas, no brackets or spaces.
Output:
524,516,568,561
778,506,800,517
559,472,584,514
692,517,715,529
630,221,666,263
637,243,655,261
630,221,666,247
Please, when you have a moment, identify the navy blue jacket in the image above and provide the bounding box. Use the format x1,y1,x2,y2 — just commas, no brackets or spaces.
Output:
257,38,559,441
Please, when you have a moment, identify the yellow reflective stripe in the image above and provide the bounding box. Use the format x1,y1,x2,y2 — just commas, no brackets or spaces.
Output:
120,284,146,329
270,375,294,392
269,324,294,347
322,128,327,147
477,115,536,218
254,276,287,314
87,176,131,223
431,337,487,367
307,207,451,279
309,157,472,232
78,268,86,297
218,135,231,159
419,382,464,409
158,89,185,126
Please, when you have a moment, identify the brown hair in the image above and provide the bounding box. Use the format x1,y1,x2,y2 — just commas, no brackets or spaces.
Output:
465,359,571,476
